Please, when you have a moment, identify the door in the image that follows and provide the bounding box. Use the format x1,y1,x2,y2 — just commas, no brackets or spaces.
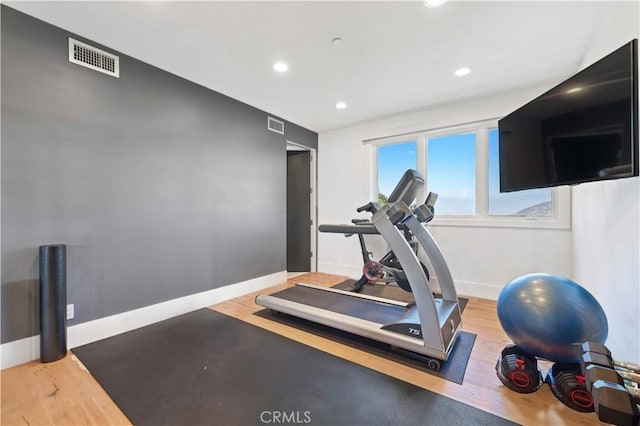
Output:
287,150,311,272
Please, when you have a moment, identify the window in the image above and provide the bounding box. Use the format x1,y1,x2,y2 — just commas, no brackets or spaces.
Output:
370,121,570,229
427,132,476,215
377,140,417,205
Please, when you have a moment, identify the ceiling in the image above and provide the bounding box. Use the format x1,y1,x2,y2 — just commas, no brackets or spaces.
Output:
6,1,639,133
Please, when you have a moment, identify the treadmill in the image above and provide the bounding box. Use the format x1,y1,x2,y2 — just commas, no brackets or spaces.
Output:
256,170,462,369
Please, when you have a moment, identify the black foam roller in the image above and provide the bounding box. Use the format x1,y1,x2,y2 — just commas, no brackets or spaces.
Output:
39,244,67,363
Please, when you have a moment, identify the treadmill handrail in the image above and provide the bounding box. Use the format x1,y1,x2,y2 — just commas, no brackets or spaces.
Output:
318,222,414,235
318,224,379,235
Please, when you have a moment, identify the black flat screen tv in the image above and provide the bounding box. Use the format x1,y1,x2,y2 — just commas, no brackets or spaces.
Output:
498,39,638,192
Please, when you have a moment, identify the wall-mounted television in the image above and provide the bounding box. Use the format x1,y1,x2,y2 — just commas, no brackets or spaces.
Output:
498,39,638,192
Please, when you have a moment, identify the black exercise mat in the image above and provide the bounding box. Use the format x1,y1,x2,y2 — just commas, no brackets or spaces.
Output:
255,309,475,385
73,308,517,426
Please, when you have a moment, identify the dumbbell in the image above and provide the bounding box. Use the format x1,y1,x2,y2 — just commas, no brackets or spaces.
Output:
581,342,639,426
582,342,640,391
545,362,594,412
495,344,543,393
582,342,640,374
582,342,613,369
591,381,639,426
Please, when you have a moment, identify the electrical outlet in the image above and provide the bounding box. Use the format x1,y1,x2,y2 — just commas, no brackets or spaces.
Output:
66,304,75,320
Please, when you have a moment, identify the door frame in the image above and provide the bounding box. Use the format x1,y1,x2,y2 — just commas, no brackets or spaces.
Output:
286,140,317,272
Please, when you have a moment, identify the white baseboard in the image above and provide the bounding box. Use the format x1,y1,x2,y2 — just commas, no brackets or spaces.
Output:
0,335,41,371
317,261,361,279
455,279,503,301
0,271,286,370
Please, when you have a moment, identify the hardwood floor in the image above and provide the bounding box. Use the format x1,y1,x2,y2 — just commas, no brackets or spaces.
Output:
1,272,607,425
1,352,131,425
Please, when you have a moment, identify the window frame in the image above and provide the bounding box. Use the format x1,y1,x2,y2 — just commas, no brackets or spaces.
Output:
368,120,571,230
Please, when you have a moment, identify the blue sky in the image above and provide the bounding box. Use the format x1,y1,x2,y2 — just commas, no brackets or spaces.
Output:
427,132,476,214
378,141,417,197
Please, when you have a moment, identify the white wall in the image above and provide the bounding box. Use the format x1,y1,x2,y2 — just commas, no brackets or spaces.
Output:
318,86,573,300
573,179,639,364
571,10,639,363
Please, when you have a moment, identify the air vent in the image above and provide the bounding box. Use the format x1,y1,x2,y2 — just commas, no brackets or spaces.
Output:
267,117,284,134
68,38,119,78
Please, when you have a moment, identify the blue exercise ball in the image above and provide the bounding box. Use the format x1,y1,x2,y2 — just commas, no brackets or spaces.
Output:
497,273,608,363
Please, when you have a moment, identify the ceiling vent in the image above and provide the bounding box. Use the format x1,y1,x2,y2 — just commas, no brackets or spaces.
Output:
267,117,284,134
68,38,119,78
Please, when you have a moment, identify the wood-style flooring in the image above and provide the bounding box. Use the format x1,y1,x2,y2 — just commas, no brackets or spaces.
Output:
1,272,607,425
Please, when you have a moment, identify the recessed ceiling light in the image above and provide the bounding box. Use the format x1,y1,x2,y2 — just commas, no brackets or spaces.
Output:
332,37,343,46
336,102,347,110
454,67,471,77
273,62,288,73
566,87,583,94
424,0,448,8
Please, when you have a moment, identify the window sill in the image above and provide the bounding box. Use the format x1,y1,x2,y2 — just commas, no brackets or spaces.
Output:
428,215,571,230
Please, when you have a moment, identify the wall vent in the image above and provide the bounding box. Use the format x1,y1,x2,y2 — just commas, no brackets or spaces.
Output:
68,38,119,78
267,117,285,134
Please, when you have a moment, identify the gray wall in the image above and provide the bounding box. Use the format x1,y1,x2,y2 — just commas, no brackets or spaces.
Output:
1,6,317,344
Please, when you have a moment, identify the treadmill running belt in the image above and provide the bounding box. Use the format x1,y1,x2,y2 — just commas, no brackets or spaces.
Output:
268,285,406,325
